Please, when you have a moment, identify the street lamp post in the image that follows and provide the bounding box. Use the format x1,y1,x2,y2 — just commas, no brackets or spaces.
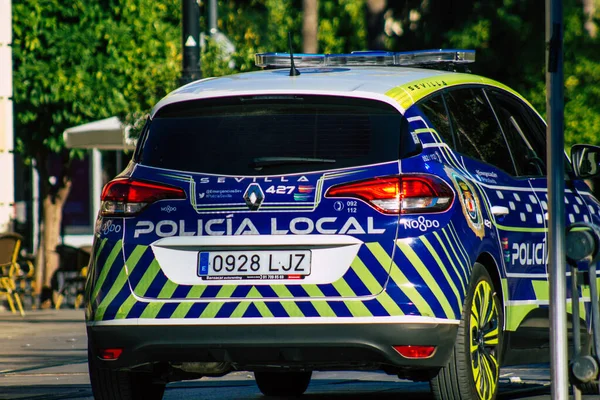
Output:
181,0,202,86
546,0,569,398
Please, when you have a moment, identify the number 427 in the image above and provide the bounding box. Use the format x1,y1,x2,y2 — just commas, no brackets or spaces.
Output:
266,185,295,194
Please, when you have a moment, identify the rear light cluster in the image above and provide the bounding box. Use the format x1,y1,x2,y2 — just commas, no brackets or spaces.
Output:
325,174,453,214
393,345,436,359
100,178,186,217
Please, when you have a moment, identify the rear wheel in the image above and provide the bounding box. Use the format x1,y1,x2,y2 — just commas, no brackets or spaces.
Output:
254,371,312,397
430,263,503,400
88,350,165,400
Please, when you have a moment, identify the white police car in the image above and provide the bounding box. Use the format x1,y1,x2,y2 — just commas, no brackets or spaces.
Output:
85,49,600,400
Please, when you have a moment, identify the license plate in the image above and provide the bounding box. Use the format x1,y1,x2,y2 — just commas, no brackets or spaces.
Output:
198,250,311,280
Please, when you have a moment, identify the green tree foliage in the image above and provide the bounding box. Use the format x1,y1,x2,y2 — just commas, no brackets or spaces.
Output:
199,0,367,77
13,0,181,169
12,0,182,293
381,0,600,147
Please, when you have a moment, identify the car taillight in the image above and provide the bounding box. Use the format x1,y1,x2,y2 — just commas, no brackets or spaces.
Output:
325,175,453,214
100,178,186,217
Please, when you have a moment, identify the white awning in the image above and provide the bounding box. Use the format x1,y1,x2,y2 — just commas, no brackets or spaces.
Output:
63,117,136,150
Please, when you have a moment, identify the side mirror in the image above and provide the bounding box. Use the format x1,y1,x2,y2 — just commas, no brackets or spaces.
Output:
571,144,600,179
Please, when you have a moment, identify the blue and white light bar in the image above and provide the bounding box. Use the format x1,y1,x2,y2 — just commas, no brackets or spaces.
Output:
255,49,475,68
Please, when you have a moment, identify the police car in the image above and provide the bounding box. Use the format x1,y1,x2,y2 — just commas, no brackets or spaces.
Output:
85,49,600,400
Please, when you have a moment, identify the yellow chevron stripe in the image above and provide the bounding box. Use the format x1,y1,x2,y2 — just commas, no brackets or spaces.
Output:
367,242,434,317
421,236,462,313
350,256,384,294
270,285,304,317
396,241,456,319
303,285,337,317
92,240,123,301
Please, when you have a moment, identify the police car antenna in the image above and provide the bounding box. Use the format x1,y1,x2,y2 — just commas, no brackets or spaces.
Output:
288,32,301,77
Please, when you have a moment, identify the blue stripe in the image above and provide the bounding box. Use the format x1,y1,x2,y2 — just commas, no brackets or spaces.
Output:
243,303,261,318
317,284,340,297
296,301,319,317
362,298,389,317
185,302,209,318
156,303,178,319
357,246,390,286
341,267,370,297
327,301,352,317
102,285,132,320
265,301,289,317
287,285,309,298
201,286,222,298
215,302,238,318
126,301,148,319
256,285,278,298
231,286,252,298
393,248,447,318
124,244,154,288
172,285,192,299
384,282,420,315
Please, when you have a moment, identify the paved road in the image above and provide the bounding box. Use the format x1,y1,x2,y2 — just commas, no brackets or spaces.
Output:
0,309,593,399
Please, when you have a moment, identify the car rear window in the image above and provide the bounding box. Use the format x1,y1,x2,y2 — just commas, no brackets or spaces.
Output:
138,95,406,175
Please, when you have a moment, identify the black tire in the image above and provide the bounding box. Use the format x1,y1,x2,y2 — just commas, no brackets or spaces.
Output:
578,334,600,395
430,262,504,400
254,371,312,397
88,350,165,400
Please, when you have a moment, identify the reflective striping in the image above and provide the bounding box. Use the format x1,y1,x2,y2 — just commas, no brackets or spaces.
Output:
421,236,462,314
447,223,472,271
396,241,456,319
157,279,178,299
343,299,373,317
95,245,144,320
331,277,357,298
441,229,470,284
131,258,161,296
350,257,383,294
303,285,337,317
215,285,237,299
531,280,549,301
368,242,434,317
375,292,404,316
270,286,305,317
171,301,194,319
433,231,467,292
91,240,123,301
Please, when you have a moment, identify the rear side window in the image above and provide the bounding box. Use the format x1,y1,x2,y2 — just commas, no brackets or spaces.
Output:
445,88,517,176
419,95,455,147
139,96,406,175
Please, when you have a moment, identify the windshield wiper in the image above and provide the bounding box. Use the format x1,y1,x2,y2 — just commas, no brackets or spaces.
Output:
250,157,336,169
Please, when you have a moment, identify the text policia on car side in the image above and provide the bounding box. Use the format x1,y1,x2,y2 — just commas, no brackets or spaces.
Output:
85,49,600,400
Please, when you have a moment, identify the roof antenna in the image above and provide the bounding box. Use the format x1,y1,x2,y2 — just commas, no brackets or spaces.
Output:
288,32,300,77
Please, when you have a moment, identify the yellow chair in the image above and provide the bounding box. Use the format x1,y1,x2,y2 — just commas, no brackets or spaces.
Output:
0,233,26,316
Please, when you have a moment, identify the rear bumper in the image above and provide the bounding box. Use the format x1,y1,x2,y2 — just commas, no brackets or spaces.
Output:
87,319,458,372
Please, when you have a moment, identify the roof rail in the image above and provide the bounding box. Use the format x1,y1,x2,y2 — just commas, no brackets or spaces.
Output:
255,49,475,71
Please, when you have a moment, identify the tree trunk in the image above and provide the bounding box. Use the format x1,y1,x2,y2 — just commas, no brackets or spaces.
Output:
34,178,71,302
366,0,387,50
302,0,319,53
583,0,597,38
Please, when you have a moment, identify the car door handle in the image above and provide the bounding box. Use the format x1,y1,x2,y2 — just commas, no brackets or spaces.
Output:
491,206,510,216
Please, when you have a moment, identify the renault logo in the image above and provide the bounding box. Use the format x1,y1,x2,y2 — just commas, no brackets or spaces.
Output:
243,183,265,211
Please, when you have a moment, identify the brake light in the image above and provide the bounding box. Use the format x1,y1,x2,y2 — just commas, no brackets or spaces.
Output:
98,348,123,360
325,175,453,214
100,178,186,217
393,345,436,359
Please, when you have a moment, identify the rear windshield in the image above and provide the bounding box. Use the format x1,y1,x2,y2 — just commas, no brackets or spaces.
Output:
139,95,405,175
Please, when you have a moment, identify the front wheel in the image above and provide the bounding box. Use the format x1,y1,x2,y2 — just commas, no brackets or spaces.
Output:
254,371,312,397
430,263,503,400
